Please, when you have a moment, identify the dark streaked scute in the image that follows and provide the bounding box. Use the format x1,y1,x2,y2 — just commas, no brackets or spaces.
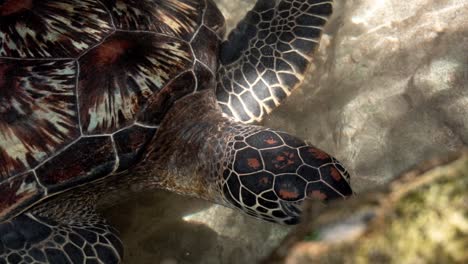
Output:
36,136,115,191
138,71,196,126
0,211,123,262
194,62,216,92
191,25,220,72
204,0,226,37
101,0,203,40
0,59,79,180
0,172,43,221
113,125,157,172
78,32,193,134
0,0,113,58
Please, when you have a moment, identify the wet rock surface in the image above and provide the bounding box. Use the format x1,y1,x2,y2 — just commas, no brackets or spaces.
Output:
269,150,468,264
103,0,468,263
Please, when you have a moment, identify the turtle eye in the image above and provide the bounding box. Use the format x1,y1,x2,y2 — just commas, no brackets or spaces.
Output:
221,129,353,225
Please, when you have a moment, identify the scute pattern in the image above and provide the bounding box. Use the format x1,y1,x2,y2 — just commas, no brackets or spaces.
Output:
0,172,43,220
222,128,352,224
217,0,333,123
35,136,116,191
190,25,221,72
0,0,223,223
101,0,203,40
113,125,157,172
203,0,226,37
78,32,193,134
138,71,196,125
0,213,123,263
0,0,113,58
0,59,79,180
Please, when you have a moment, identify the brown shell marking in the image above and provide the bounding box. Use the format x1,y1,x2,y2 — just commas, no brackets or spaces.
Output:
101,0,202,40
193,61,216,92
138,71,196,125
0,0,113,58
0,0,33,16
36,136,115,190
190,25,220,72
113,125,157,172
203,0,226,37
0,59,79,180
0,172,43,219
78,32,193,134
95,39,131,66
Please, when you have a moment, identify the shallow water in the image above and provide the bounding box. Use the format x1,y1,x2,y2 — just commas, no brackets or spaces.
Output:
103,190,289,263
103,0,468,263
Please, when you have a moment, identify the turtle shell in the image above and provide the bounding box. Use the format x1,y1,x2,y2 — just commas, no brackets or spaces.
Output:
0,0,225,221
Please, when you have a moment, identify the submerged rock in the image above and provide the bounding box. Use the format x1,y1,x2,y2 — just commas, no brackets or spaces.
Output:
271,151,468,264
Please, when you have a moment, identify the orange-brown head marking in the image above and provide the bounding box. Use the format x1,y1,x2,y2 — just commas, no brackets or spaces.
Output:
247,158,261,169
275,155,285,162
279,189,300,200
265,137,278,145
309,190,327,201
308,148,330,160
330,167,342,181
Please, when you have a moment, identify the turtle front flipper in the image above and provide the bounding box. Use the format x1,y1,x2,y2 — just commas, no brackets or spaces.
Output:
0,208,123,263
216,0,333,123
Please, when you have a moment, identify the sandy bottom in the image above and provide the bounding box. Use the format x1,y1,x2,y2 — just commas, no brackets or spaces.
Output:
103,190,290,263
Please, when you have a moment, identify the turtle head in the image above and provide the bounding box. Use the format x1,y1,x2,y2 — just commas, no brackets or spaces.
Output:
148,91,352,225
221,129,352,225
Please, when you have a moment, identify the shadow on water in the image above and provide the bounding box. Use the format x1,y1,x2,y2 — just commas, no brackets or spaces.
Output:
102,189,289,263
102,190,214,263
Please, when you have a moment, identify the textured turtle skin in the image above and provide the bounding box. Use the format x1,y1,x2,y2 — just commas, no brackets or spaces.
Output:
0,0,225,221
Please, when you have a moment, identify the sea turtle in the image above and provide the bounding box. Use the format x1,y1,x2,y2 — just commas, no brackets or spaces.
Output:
0,0,352,262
